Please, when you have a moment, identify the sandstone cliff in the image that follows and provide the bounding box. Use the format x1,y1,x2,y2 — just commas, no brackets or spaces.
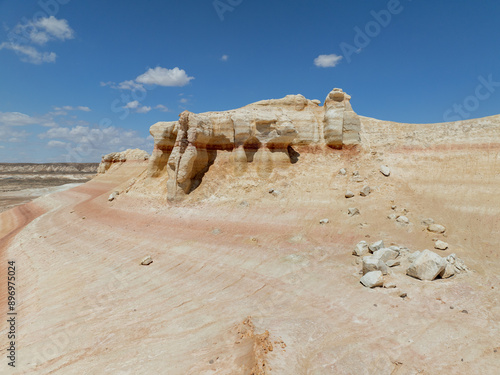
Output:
98,148,150,174
147,88,361,200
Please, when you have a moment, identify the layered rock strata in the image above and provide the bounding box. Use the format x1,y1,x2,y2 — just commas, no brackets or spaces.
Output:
147,88,361,200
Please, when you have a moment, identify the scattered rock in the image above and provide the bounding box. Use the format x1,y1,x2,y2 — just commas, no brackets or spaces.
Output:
339,168,347,175
406,249,447,281
399,293,407,298
360,271,384,288
362,256,388,275
434,240,449,250
353,241,369,256
319,218,329,224
445,253,469,273
108,191,119,201
380,165,391,176
359,185,371,197
372,248,399,263
408,251,421,262
141,256,153,266
386,259,401,267
427,224,446,233
384,282,397,288
348,207,360,216
422,218,435,225
396,215,409,224
269,189,281,196
391,205,397,210
461,310,468,314
240,200,249,207
345,190,355,198
440,263,455,279
387,213,397,220
368,240,385,253
352,171,359,176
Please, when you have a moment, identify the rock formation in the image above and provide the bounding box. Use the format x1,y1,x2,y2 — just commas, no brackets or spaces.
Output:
147,88,361,200
98,149,150,174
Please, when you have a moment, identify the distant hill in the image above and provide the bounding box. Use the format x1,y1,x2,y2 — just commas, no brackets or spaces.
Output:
0,163,99,174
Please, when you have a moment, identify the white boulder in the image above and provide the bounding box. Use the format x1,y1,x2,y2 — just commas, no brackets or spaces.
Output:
434,240,449,250
362,256,388,275
427,224,446,233
380,165,391,176
406,249,447,281
353,241,369,256
368,240,385,253
360,271,384,288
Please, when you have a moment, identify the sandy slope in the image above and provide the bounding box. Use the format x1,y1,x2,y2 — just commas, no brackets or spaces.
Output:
0,116,499,374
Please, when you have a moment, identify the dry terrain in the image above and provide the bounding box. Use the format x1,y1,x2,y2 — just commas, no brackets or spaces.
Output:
0,115,499,374
0,163,98,213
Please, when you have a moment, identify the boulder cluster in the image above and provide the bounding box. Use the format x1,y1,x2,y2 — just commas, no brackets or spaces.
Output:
353,240,468,288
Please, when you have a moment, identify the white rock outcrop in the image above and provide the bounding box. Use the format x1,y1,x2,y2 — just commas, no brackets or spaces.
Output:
146,89,361,200
434,240,449,250
98,149,150,174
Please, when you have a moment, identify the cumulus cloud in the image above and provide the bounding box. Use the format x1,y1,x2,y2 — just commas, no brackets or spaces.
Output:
221,54,229,61
123,101,151,113
103,66,194,92
0,16,74,64
0,42,56,64
124,101,140,109
314,54,343,68
135,66,194,87
14,16,74,45
39,125,153,162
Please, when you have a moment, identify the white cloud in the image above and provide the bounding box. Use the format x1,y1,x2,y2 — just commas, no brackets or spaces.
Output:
39,125,153,162
14,16,74,45
136,106,151,114
0,42,56,64
0,111,40,126
135,67,194,87
314,54,343,68
154,104,169,112
124,101,140,109
179,98,189,104
0,145,4,149
221,54,229,61
54,105,91,112
47,140,67,148
0,16,74,64
123,101,151,114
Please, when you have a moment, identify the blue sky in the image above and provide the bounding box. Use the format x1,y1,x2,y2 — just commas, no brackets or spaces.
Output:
1,0,499,162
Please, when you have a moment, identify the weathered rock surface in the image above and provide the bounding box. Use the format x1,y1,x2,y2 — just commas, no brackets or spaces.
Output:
146,89,361,200
396,215,410,224
369,240,385,253
353,241,369,256
345,190,354,198
380,165,391,176
428,223,446,233
360,185,371,197
98,149,150,174
348,207,360,216
360,271,384,288
362,256,388,275
141,256,153,265
372,248,399,263
406,249,447,281
434,240,449,250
